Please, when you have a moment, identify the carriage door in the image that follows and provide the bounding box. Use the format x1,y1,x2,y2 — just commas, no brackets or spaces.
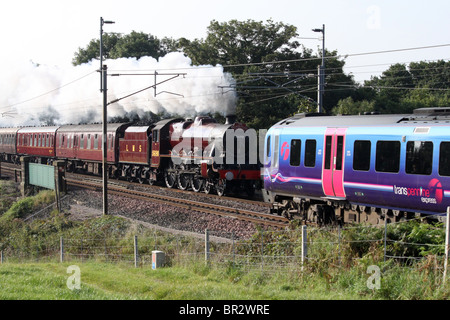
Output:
151,129,160,167
322,128,347,198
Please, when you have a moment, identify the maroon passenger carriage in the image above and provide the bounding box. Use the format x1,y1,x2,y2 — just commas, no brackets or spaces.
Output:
56,123,130,175
16,126,59,163
0,127,20,163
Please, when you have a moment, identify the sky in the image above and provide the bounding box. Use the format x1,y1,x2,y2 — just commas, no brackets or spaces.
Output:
0,0,449,125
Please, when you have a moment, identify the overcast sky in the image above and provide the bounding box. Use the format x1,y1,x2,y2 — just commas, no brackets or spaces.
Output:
1,0,448,81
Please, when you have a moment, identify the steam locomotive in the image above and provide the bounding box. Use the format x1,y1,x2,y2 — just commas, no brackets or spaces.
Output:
0,115,261,197
262,108,450,224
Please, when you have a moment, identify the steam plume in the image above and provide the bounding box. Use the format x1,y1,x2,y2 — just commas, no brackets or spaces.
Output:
0,52,237,127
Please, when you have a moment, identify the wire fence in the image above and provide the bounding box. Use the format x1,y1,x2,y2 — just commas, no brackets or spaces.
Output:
1,210,449,279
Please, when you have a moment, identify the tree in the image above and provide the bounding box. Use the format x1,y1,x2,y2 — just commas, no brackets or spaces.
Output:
179,19,355,128
72,31,175,66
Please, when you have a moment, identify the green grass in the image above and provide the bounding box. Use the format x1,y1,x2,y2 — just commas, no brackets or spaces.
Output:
0,261,371,300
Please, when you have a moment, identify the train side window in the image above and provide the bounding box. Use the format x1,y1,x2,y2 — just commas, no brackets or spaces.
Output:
80,134,84,149
375,141,400,173
353,140,371,171
87,134,91,149
94,134,99,149
304,140,316,167
266,136,271,159
290,139,301,167
108,134,113,150
406,141,433,175
439,142,450,176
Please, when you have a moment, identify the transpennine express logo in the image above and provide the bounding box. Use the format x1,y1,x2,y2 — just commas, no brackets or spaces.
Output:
393,178,443,204
281,142,290,161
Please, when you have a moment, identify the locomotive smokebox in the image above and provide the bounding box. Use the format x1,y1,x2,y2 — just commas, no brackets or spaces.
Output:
225,114,237,125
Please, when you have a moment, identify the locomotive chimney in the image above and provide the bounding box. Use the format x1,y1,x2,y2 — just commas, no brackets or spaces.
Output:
225,114,237,125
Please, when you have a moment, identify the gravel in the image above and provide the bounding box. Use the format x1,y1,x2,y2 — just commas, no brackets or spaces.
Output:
63,187,263,239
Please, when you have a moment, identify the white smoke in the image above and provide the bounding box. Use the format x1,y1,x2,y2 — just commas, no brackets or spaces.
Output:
0,52,237,127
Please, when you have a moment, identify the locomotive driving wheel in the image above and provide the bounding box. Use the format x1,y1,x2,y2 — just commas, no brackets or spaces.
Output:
215,179,227,197
191,177,204,192
204,179,213,194
164,167,177,188
177,173,191,190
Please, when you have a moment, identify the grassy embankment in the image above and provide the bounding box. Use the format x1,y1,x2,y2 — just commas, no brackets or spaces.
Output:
0,180,449,300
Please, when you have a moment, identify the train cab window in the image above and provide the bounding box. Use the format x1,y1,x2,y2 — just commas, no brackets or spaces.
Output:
266,136,271,159
375,141,400,173
304,140,316,167
353,140,371,171
153,130,159,143
406,141,433,175
290,139,301,167
439,142,450,176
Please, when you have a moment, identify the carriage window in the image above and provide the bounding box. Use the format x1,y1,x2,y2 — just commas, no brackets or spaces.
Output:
46,134,49,147
376,141,400,173
406,141,433,175
87,134,91,149
290,139,301,167
439,142,450,176
266,136,271,159
94,134,99,149
80,134,84,149
304,140,316,167
353,140,371,171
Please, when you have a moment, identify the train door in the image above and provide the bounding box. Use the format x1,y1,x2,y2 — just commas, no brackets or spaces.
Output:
322,128,347,198
151,129,160,167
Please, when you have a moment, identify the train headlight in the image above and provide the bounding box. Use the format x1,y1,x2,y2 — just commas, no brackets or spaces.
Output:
225,171,234,181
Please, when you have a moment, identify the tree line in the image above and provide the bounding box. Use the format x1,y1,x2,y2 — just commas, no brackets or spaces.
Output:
73,19,450,129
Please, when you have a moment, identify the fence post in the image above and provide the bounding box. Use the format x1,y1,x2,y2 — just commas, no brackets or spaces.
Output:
444,207,450,283
301,225,307,270
60,237,64,263
261,230,264,271
383,217,388,263
232,232,235,268
205,229,210,264
134,235,139,268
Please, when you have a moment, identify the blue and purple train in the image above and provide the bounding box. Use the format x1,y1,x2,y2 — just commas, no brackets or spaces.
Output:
262,108,450,224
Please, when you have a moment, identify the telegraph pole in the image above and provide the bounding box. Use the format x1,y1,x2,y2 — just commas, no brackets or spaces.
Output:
312,24,325,113
100,17,115,215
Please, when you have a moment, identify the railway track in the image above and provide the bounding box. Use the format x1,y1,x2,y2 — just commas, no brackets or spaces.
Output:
0,162,288,228
64,175,289,229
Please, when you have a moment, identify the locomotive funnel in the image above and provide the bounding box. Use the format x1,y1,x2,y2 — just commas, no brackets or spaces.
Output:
225,114,237,125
